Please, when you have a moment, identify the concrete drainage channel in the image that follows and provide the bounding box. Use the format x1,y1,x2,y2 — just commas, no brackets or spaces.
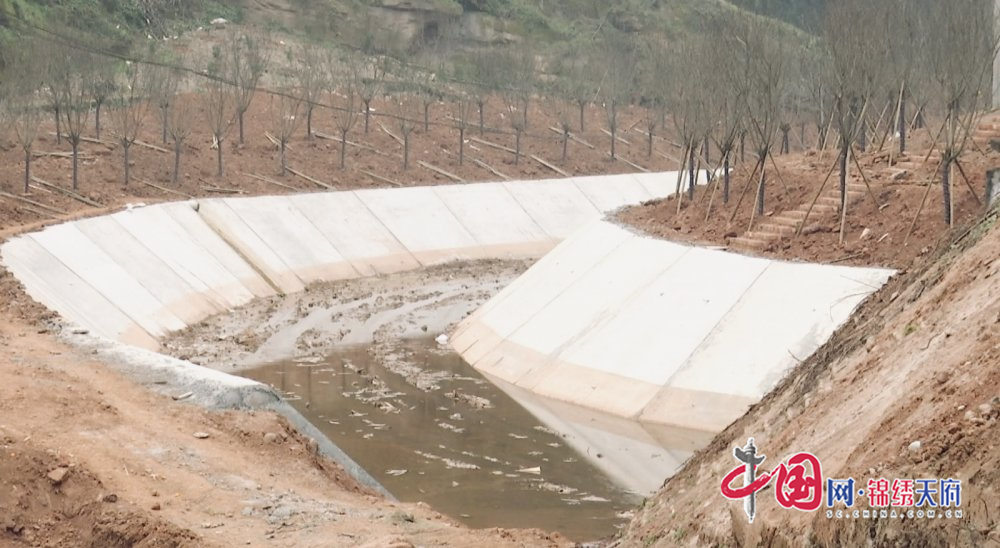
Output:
1,172,895,541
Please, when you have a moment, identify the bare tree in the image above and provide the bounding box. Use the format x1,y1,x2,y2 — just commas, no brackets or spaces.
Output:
52,48,94,191
148,61,179,145
269,86,303,176
166,70,195,185
924,0,996,226
331,55,360,170
227,30,270,145
109,61,150,187
497,47,535,165
393,91,418,170
5,55,44,193
359,55,388,134
599,31,637,161
452,90,474,165
205,46,236,177
90,59,116,140
295,44,327,140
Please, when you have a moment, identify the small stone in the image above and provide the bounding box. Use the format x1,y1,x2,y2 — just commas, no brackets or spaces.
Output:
860,228,872,241
103,493,118,503
263,432,279,444
965,410,977,422
193,431,210,439
172,392,193,401
151,502,161,511
47,467,69,485
978,403,993,417
907,441,922,453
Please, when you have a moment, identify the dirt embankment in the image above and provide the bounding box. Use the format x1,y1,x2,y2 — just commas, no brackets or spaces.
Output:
0,318,569,547
617,148,994,269
620,207,1000,546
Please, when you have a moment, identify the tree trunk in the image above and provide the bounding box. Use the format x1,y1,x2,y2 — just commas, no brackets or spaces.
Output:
756,169,766,216
723,152,730,204
563,131,569,162
459,128,465,165
173,142,182,185
123,144,130,187
23,148,31,194
280,140,287,176
578,101,586,132
687,146,696,200
340,129,348,169
238,110,246,144
306,107,313,140
424,103,430,132
702,137,710,165
54,107,61,144
898,98,907,155
364,102,371,134
514,130,521,165
71,142,79,190
95,103,102,140
161,106,169,145
647,130,653,158
478,102,485,135
781,129,790,154
403,134,410,170
839,144,849,211
739,133,746,163
216,137,224,177
942,156,952,226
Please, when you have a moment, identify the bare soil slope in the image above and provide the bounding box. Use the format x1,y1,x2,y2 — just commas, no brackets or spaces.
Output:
619,208,1000,546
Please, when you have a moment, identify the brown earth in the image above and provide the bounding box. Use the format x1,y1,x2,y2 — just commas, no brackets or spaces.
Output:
618,205,1000,546
0,320,569,547
617,146,995,269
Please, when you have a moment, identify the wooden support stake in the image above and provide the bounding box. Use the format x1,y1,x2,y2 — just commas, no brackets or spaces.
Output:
0,190,68,215
201,186,245,194
531,154,570,177
287,167,336,190
139,179,193,198
548,127,595,149
611,154,649,173
30,176,102,207
470,136,516,155
243,172,299,191
418,161,464,182
472,158,510,180
134,139,169,154
358,168,403,187
378,122,405,146
601,128,630,145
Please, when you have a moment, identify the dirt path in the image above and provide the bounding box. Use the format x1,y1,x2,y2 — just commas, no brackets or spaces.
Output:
0,319,567,546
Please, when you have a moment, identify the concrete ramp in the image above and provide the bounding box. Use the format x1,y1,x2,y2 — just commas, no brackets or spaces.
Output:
2,173,683,350
452,219,894,432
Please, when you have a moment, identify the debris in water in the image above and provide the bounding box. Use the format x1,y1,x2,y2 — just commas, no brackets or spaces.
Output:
435,334,449,346
508,433,528,440
349,410,367,417
386,469,408,477
172,391,193,401
517,466,541,475
437,422,465,434
579,495,610,503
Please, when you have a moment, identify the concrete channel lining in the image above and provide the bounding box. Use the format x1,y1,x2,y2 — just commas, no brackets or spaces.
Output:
0,172,689,351
452,219,895,432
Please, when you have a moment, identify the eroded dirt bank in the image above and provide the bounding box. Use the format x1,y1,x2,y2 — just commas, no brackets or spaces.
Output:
0,285,568,546
619,210,1000,546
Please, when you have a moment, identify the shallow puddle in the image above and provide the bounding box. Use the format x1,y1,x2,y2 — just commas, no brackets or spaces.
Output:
241,338,644,541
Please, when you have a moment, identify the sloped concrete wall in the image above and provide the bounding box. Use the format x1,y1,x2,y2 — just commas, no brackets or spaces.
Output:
450,219,895,432
2,172,692,350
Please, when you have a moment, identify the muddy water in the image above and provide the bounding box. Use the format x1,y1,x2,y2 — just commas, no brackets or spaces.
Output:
241,338,642,541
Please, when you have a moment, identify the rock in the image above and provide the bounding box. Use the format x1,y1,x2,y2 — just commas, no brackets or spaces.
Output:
305,437,319,454
860,228,872,241
47,467,69,485
172,391,193,401
263,432,279,444
103,493,118,503
979,403,993,417
435,334,449,346
151,502,161,511
71,328,89,335
193,431,210,439
210,17,228,27
907,440,922,453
